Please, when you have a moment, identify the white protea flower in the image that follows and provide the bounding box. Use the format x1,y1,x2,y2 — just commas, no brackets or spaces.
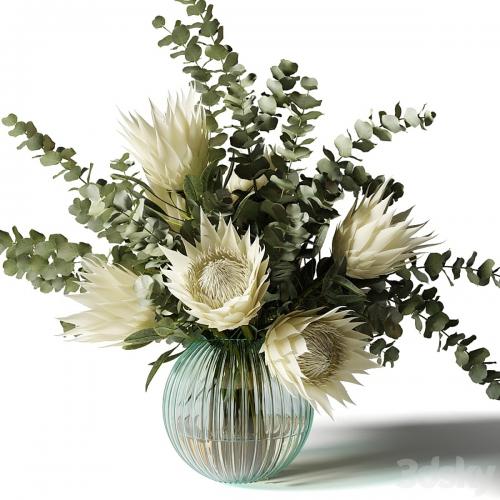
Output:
332,182,434,279
261,308,378,417
61,258,156,344
119,89,209,228
161,211,269,331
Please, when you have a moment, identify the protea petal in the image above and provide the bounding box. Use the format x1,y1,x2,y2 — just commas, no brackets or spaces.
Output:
60,258,156,345
119,89,208,230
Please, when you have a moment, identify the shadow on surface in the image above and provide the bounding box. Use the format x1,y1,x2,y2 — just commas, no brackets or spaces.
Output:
252,416,500,491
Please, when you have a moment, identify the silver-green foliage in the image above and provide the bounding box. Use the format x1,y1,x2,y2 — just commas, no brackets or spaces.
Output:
0,227,91,294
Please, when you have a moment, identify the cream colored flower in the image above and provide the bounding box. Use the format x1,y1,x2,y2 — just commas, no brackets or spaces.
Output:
61,258,156,344
332,182,434,279
161,211,269,331
261,308,378,417
120,89,209,228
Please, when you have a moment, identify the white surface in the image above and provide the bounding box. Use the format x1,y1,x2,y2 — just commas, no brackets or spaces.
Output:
1,1,500,499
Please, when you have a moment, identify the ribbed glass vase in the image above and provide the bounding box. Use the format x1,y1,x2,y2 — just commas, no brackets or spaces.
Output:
162,338,313,483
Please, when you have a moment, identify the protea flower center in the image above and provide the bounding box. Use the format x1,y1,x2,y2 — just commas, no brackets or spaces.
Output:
188,250,250,308
298,321,347,385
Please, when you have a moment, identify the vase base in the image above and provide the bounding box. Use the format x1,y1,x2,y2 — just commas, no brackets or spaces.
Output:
180,431,308,483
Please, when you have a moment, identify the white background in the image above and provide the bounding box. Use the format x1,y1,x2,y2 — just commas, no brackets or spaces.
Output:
1,1,500,499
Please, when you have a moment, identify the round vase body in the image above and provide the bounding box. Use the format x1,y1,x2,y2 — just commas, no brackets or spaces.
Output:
163,339,313,483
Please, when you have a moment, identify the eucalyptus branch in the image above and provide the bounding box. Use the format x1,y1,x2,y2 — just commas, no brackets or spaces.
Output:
335,103,436,161
262,62,322,165
68,179,179,261
387,274,500,400
413,250,500,288
2,114,90,184
0,227,92,294
315,103,436,203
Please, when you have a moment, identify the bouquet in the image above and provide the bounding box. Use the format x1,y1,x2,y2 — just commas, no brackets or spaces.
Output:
1,0,499,484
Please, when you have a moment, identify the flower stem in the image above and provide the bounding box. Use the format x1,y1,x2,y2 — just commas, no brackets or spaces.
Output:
210,329,226,339
240,325,254,341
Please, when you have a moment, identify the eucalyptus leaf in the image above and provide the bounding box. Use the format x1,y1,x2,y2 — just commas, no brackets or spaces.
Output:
172,24,190,45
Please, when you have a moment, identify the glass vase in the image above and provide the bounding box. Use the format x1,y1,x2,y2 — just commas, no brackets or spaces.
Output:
162,338,313,483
